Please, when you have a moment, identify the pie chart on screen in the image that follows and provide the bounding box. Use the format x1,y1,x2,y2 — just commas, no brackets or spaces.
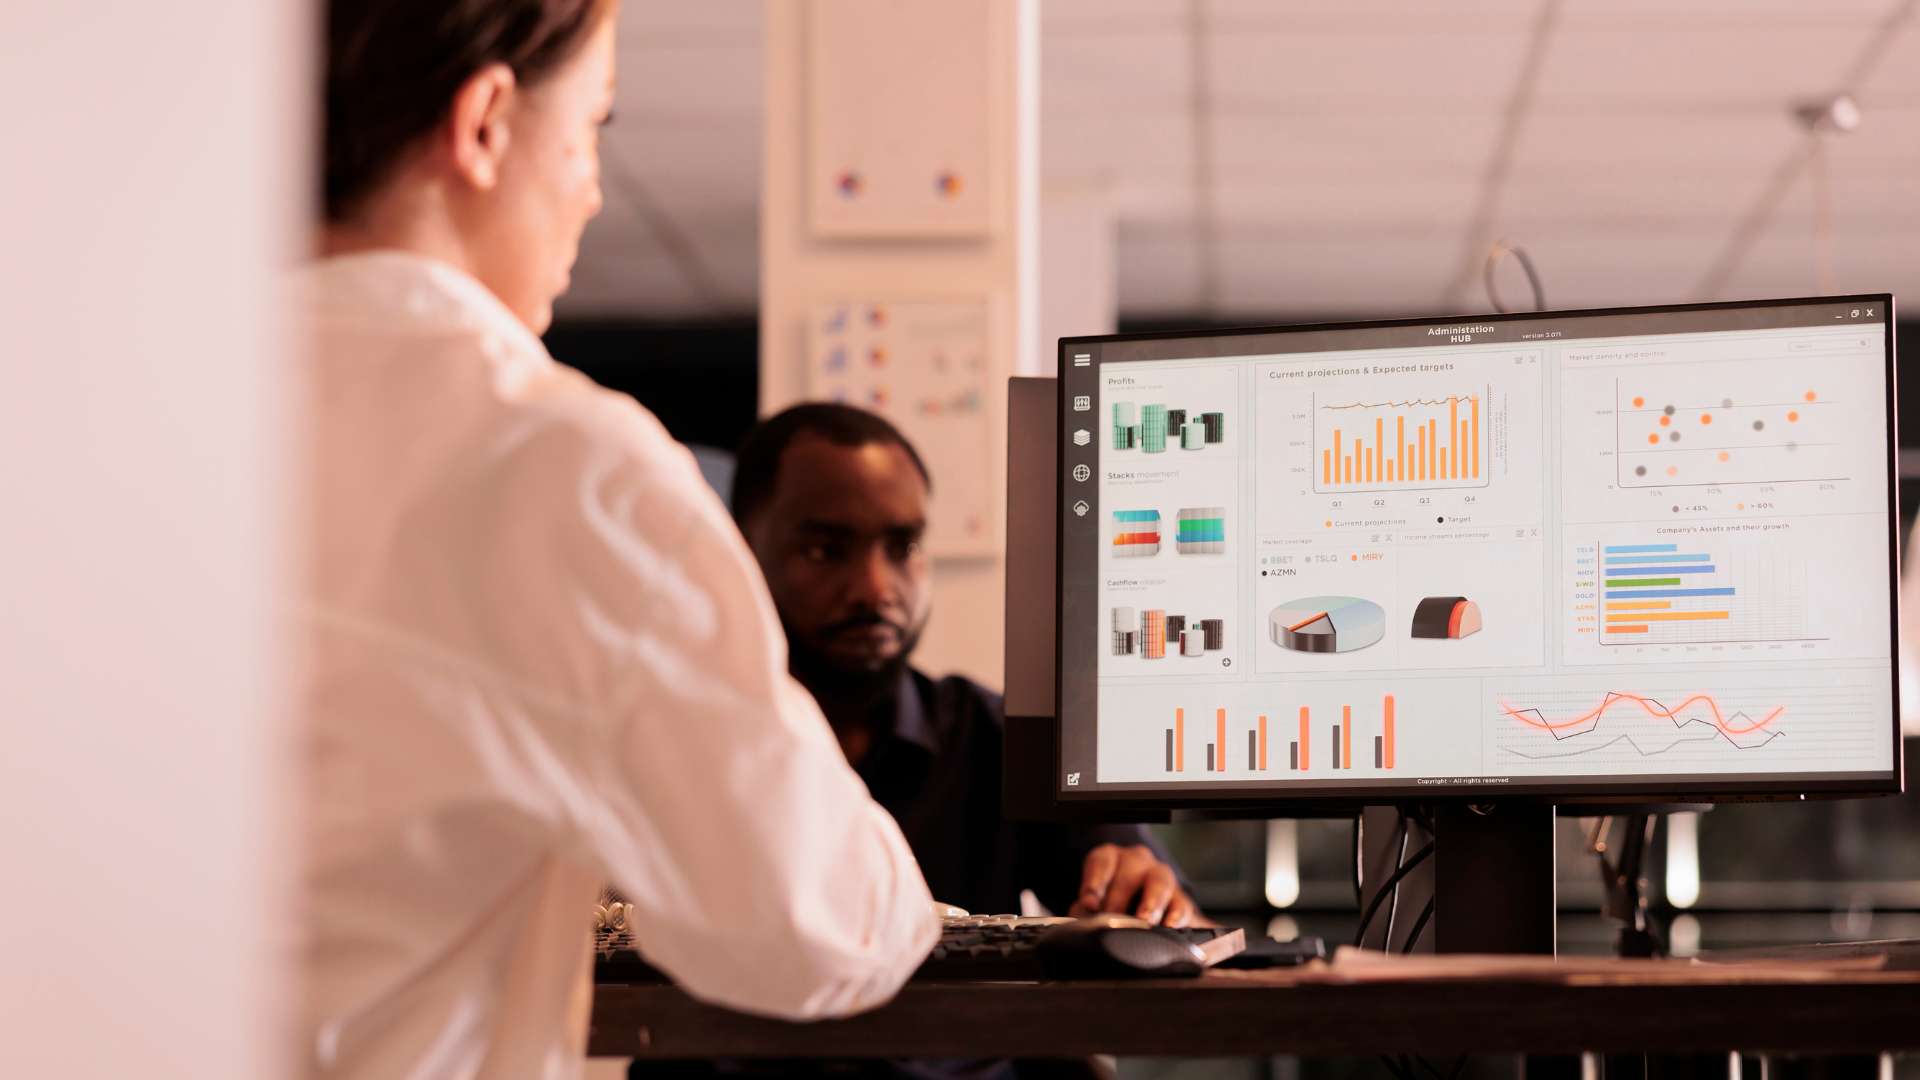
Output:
1269,596,1386,654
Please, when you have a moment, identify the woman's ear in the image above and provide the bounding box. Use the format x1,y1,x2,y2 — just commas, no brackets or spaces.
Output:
445,62,516,192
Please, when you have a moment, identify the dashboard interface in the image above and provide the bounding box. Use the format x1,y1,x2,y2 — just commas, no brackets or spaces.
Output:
1056,297,1898,800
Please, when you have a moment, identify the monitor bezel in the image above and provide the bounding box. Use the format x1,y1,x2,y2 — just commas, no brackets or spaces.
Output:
1053,293,1902,809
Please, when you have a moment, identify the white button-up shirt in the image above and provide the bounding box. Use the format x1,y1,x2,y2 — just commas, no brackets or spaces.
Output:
294,252,937,1079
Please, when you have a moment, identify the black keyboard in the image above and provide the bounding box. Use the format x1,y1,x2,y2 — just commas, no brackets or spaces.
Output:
592,911,1275,984
916,914,1243,981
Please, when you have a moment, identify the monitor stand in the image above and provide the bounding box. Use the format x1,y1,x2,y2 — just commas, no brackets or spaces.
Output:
1429,802,1557,955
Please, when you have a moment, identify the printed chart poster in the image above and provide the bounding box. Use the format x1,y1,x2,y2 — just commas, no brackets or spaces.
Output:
807,296,996,557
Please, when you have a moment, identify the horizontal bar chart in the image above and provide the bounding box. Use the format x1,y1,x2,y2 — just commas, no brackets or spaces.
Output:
1588,535,1816,647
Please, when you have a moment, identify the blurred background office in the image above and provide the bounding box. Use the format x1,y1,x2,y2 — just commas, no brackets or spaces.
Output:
3,2,1917,1079
551,0,1920,1014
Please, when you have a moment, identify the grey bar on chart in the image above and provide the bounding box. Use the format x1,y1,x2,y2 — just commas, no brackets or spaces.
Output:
1332,726,1341,769
1290,742,1299,770
1165,728,1173,772
1374,735,1383,769
1206,744,1215,772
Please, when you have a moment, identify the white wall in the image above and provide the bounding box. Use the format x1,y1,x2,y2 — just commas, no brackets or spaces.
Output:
0,3,302,1077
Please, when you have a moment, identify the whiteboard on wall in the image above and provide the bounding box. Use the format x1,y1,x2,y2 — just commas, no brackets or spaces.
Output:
805,0,992,238
806,296,998,557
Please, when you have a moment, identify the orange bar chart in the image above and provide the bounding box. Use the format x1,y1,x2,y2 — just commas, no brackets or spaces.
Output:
1316,390,1487,491
1384,694,1396,769
1161,696,1398,776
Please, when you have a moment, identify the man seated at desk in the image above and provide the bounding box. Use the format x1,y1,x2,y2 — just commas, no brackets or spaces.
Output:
729,402,1200,925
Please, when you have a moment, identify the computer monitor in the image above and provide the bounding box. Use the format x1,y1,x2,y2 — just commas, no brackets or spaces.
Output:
1048,295,1901,812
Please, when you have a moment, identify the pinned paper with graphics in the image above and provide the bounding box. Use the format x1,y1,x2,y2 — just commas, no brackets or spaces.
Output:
806,2,989,237
808,296,996,556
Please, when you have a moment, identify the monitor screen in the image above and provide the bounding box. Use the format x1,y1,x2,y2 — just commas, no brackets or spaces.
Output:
1056,296,1900,804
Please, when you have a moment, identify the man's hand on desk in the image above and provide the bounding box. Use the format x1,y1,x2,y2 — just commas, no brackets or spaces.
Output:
1069,843,1212,927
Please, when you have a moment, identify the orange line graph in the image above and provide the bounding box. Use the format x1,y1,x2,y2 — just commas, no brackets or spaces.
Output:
1499,692,1783,737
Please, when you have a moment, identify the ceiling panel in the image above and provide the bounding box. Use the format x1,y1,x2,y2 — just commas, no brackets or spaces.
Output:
1559,0,1901,20
1211,176,1484,233
1209,111,1502,182
1043,0,1185,30
572,0,1919,320
617,1,760,42
1205,0,1542,24
613,41,759,123
1042,25,1193,110
1531,25,1869,109
1207,26,1537,112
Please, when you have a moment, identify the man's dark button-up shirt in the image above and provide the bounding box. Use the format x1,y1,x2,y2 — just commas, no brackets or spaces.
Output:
855,668,1162,916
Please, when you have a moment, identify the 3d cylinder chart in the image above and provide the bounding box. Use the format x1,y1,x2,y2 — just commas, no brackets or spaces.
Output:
1410,596,1483,639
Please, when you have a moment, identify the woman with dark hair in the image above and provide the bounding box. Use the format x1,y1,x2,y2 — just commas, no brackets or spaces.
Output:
297,3,937,1075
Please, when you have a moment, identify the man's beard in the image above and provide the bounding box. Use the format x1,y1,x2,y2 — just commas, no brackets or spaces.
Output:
785,614,924,707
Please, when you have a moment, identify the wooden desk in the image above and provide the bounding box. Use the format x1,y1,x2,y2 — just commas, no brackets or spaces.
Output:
591,966,1920,1060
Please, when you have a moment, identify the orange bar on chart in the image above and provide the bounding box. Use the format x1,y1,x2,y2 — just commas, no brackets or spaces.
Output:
1333,430,1341,484
1472,396,1480,476
1384,694,1396,769
1342,705,1353,769
1396,416,1405,482
1299,706,1310,770
1428,418,1437,480
1258,715,1268,770
1417,426,1427,481
1375,417,1384,482
1175,708,1185,771
1216,709,1226,773
1461,421,1470,477
1449,397,1459,478
1323,448,1331,484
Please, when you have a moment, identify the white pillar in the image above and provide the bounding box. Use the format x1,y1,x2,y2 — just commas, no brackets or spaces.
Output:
0,3,301,1078
761,0,1039,687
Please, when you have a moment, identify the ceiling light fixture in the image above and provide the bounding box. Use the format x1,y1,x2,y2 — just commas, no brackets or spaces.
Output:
1792,92,1862,135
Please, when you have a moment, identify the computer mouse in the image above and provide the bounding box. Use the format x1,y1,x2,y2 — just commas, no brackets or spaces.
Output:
1033,913,1209,979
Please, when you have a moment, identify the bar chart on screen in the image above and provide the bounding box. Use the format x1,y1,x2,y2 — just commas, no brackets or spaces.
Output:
1096,675,1480,783
1576,539,1811,646
1153,697,1398,776
1255,349,1544,533
1313,388,1490,493
1561,521,1889,665
1486,677,1892,776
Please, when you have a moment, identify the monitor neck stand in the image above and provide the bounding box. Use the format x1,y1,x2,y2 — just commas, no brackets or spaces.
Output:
1430,802,1558,956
